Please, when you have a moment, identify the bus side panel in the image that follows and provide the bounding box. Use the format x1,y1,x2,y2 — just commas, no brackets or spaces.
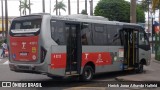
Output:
139,48,151,66
81,46,124,74
49,45,66,76
49,45,124,76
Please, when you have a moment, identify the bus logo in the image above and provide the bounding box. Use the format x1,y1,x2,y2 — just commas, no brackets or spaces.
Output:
22,42,26,49
96,54,103,63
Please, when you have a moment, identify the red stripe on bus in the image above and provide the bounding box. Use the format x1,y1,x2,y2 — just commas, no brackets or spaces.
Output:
51,52,112,69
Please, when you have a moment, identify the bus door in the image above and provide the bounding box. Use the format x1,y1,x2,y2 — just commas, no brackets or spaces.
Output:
65,23,82,75
120,29,139,70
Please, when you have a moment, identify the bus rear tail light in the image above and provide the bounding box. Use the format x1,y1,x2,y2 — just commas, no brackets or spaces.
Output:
41,46,47,63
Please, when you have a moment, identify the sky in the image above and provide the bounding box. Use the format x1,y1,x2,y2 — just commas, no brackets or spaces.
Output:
0,0,159,21
0,0,100,16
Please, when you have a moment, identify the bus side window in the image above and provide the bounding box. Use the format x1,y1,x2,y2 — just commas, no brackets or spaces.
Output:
81,24,91,45
51,20,66,45
93,25,106,45
107,25,121,45
139,31,149,45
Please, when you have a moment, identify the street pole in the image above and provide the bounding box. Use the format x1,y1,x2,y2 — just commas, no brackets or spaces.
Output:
19,0,21,16
49,0,51,14
152,15,154,53
5,0,8,39
89,0,93,16
1,0,4,39
29,0,31,14
85,0,87,15
68,0,71,15
130,0,136,23
148,0,150,37
77,0,79,14
42,0,45,13
56,0,58,15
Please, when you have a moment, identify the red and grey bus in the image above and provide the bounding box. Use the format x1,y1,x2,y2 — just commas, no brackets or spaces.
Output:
8,13,151,81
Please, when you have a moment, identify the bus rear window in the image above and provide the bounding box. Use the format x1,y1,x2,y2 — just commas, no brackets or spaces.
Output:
10,19,42,35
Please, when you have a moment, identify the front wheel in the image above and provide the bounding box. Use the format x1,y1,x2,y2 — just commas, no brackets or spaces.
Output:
81,66,94,81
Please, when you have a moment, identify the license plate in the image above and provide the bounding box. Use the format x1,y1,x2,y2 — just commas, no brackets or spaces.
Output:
18,65,31,70
20,52,28,56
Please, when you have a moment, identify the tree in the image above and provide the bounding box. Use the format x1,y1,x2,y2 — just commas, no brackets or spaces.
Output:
140,0,151,12
152,0,160,26
152,0,160,11
81,9,87,15
19,0,32,15
94,0,145,23
29,0,31,14
53,1,66,15
77,0,79,14
152,0,160,60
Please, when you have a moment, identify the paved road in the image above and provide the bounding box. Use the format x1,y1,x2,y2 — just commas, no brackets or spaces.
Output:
0,55,159,90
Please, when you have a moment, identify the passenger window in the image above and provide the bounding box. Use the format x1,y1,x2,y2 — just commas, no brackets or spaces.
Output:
51,20,66,45
93,25,106,45
139,31,149,45
95,26,104,32
107,25,121,45
81,23,92,45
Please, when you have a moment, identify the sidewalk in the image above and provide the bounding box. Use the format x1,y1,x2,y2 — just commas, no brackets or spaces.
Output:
116,54,160,81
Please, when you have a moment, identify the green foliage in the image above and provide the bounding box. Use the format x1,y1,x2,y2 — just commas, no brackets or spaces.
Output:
53,1,66,15
19,0,32,15
0,39,7,48
94,0,145,23
81,9,87,15
136,4,145,23
0,40,3,47
139,0,150,12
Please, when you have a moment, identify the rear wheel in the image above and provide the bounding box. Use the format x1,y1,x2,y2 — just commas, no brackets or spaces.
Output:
81,66,94,81
136,63,144,73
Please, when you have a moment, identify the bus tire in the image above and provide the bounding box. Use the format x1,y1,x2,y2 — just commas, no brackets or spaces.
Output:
81,66,94,81
136,64,144,73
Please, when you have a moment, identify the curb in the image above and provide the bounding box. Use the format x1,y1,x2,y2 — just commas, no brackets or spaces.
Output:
153,60,160,64
115,77,141,81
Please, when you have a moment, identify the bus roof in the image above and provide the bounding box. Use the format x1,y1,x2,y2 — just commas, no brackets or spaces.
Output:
12,13,142,29
51,14,142,28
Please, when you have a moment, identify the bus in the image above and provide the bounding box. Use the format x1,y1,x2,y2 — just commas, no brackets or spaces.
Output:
8,13,151,81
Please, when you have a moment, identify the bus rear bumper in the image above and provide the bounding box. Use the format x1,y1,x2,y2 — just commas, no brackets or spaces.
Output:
9,63,47,75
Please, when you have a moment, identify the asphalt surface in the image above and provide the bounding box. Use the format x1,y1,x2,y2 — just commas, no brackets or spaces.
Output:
0,51,159,90
116,54,160,81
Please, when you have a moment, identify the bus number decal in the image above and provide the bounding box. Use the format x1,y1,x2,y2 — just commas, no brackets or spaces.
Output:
51,53,66,68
